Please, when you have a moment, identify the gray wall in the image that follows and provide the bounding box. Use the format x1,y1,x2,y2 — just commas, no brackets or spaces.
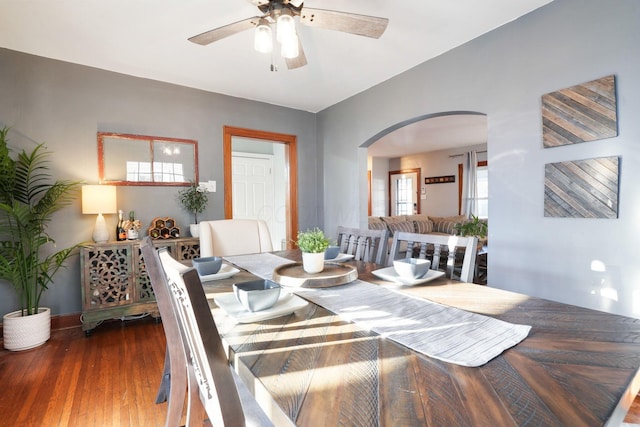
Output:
0,49,317,317
319,0,640,318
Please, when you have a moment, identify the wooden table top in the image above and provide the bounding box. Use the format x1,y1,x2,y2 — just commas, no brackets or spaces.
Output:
203,250,640,427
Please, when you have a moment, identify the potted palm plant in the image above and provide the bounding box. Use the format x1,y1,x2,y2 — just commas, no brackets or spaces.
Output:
0,127,80,351
178,181,208,237
296,228,329,274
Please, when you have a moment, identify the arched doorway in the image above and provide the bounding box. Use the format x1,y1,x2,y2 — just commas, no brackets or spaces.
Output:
362,111,487,218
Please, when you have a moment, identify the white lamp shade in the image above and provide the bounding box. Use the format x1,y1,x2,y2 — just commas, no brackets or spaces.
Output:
254,20,273,53
276,13,295,44
281,33,299,59
82,185,117,243
82,185,117,214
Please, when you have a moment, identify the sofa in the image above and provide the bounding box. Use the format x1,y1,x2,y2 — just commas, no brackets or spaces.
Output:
368,214,470,238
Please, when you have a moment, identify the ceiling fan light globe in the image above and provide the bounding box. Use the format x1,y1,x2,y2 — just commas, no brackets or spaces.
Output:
281,34,299,59
276,13,295,43
254,21,273,53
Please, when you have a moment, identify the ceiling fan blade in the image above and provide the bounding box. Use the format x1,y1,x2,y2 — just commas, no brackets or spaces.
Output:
285,39,307,69
299,8,389,39
188,17,259,45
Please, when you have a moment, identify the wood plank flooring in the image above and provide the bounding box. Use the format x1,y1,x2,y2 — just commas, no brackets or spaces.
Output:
1,317,640,426
0,317,175,427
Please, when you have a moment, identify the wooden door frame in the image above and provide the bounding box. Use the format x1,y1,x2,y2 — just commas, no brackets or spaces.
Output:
223,126,298,249
388,168,421,215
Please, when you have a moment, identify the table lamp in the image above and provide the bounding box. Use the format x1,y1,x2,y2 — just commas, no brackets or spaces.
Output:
82,185,117,243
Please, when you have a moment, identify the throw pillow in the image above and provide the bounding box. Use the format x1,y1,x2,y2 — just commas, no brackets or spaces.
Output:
429,214,467,224
368,221,387,231
433,219,460,235
380,215,408,224
414,219,434,234
406,214,430,222
386,220,415,237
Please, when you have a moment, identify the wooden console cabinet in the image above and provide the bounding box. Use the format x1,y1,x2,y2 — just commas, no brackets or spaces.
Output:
80,237,199,334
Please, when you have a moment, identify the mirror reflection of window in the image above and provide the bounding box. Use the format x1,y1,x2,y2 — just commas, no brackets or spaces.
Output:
126,161,152,182
153,161,185,182
98,132,198,186
103,136,150,181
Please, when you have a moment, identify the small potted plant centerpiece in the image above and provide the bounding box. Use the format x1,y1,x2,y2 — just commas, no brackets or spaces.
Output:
296,228,329,274
0,127,80,351
178,181,208,238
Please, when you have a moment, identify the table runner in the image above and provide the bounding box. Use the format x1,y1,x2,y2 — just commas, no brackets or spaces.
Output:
224,253,531,367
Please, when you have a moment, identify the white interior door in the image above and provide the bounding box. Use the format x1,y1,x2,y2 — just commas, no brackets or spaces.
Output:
389,171,418,216
232,153,277,247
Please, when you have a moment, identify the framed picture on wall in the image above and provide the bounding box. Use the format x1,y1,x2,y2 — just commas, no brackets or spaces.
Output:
425,175,455,184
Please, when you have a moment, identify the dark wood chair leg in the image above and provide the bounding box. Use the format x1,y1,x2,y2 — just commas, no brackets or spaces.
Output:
155,348,171,404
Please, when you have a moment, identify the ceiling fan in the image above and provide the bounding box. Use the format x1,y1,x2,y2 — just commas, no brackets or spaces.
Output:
188,0,389,70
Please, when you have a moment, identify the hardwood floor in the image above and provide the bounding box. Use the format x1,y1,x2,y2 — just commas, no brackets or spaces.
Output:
0,317,175,427
1,317,640,426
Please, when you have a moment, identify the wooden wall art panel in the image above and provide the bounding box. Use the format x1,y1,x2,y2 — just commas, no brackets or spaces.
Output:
542,75,617,148
544,156,619,218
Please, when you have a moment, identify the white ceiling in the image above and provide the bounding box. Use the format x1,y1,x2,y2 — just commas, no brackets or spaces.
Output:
1,0,552,114
367,113,488,158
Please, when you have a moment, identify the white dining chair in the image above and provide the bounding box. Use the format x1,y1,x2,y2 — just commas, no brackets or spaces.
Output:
140,237,273,427
335,226,389,265
388,231,478,283
199,219,273,257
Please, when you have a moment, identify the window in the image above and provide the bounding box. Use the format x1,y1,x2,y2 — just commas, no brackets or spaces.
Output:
458,160,488,218
475,164,488,218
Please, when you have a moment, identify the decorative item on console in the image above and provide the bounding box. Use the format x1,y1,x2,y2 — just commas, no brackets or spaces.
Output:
116,209,127,241
178,181,208,238
123,210,142,240
148,217,181,239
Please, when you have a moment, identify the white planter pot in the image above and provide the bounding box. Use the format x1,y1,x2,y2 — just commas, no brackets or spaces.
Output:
3,307,51,351
190,224,200,238
302,252,325,274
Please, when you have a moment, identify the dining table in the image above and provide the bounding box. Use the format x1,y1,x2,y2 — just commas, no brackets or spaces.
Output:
201,249,640,427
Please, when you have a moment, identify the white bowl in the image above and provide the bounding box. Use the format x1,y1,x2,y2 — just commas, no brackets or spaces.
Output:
393,258,431,279
233,279,282,312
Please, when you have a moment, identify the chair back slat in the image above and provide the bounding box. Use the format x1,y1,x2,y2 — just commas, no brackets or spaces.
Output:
388,232,478,282
336,226,389,265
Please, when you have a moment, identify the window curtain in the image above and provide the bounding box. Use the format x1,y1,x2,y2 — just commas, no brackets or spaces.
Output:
463,151,478,217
